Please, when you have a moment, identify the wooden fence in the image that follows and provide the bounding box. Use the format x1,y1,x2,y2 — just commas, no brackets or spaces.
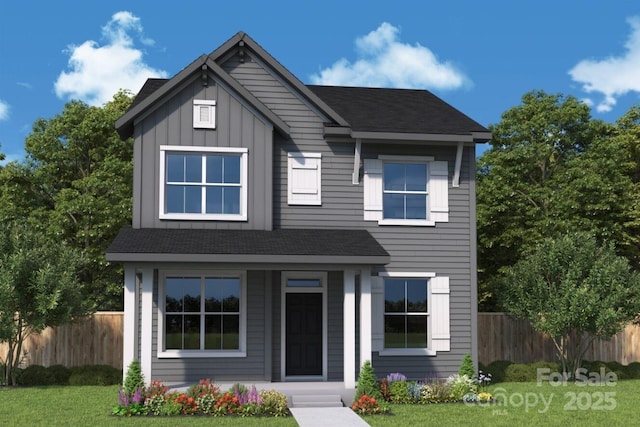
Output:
2,312,639,369
0,312,124,369
478,313,640,365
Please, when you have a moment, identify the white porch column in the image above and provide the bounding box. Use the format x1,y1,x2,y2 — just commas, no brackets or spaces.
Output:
122,265,137,383
140,268,153,385
343,269,357,388
359,268,372,368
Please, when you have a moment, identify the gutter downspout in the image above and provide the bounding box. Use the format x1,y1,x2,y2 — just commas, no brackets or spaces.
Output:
453,141,464,187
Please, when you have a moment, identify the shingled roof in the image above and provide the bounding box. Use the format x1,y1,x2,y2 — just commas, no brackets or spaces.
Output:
106,228,390,264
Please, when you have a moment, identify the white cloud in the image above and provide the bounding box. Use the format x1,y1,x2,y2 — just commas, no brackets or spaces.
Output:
54,11,167,106
0,100,9,120
309,22,471,90
569,16,640,113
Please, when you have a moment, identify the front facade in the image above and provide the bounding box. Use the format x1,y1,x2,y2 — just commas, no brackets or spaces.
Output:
106,32,490,388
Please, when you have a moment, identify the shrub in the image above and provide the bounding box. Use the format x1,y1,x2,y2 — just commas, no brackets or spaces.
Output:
69,365,121,385
486,360,513,383
504,363,536,382
447,374,476,400
46,364,72,385
420,380,452,403
351,395,388,415
18,365,52,386
389,380,412,404
213,392,242,416
354,361,382,402
379,378,390,401
458,353,475,378
259,390,289,417
123,360,145,395
625,362,640,379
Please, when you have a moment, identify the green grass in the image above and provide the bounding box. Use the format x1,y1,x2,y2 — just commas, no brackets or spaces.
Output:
0,385,296,427
363,380,640,426
3,381,640,426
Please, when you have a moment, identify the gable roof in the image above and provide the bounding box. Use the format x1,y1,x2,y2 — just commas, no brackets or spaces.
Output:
116,31,490,142
106,228,390,264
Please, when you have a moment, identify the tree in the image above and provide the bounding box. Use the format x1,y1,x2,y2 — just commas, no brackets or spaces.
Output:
498,232,640,379
0,221,94,385
476,90,640,310
0,90,134,309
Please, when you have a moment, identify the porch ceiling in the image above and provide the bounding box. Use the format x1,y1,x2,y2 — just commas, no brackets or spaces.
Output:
106,227,389,265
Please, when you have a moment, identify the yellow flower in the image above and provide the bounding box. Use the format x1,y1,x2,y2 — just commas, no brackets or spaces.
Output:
478,392,492,402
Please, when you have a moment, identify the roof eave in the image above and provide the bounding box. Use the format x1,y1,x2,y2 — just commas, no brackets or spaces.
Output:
106,252,390,265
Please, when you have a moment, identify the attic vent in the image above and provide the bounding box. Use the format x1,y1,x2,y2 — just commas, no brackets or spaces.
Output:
193,100,216,129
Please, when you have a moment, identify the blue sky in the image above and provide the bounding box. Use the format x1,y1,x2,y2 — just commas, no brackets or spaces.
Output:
1,1,639,163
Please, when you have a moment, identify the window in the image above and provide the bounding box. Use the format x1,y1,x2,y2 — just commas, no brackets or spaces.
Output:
288,152,321,205
384,278,428,348
372,273,450,356
363,156,448,225
159,272,246,358
159,146,248,221
193,100,216,128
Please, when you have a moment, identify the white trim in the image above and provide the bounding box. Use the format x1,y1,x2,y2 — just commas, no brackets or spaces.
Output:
193,99,216,129
378,271,436,278
159,146,248,221
122,266,137,383
453,141,463,187
352,140,362,184
379,155,435,162
140,268,153,384
287,152,322,205
378,219,436,226
280,271,328,382
379,348,436,357
343,270,357,388
359,269,372,368
157,270,247,359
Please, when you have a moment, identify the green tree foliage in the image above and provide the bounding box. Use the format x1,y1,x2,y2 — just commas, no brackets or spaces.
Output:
498,232,640,379
0,90,134,310
354,360,383,403
123,359,145,395
477,90,640,309
458,353,475,378
0,222,94,385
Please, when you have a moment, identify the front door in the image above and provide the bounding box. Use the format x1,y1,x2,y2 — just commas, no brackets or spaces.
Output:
285,293,322,376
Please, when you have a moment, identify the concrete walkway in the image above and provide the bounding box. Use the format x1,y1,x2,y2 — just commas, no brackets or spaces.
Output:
290,407,370,427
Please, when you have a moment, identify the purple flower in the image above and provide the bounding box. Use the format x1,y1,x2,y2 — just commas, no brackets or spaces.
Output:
118,388,130,406
386,372,407,383
247,386,262,405
132,388,145,404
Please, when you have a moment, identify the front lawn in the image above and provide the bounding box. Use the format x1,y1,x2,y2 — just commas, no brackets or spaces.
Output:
364,380,640,426
0,385,296,427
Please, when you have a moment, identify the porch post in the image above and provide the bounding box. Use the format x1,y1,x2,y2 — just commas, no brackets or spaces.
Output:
140,268,153,385
122,265,137,382
359,268,372,368
343,269,357,388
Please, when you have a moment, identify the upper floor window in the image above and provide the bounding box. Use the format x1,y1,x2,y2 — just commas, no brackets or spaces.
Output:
193,100,216,129
363,155,449,226
159,146,248,221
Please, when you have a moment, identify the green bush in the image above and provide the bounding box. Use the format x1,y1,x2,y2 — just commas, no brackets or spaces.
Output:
530,361,561,378
354,360,382,402
458,353,475,378
69,365,121,386
389,381,412,404
18,365,53,386
46,365,72,385
624,362,640,379
486,360,513,383
259,390,290,417
123,360,144,394
504,363,536,382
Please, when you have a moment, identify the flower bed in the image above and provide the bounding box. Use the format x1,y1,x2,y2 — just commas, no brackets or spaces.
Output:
113,379,290,418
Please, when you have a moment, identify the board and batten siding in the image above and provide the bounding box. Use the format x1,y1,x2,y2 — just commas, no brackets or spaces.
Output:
151,270,271,383
132,76,273,231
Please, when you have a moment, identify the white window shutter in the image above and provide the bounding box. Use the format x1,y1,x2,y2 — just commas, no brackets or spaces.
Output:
371,276,384,351
363,159,383,221
288,153,321,205
430,161,449,222
430,276,450,352
193,100,216,129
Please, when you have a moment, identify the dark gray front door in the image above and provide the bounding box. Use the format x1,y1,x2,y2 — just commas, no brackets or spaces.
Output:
285,293,322,376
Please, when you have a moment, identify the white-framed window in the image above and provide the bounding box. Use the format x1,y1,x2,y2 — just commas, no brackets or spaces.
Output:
158,271,247,358
372,272,450,356
193,100,216,129
287,152,322,205
363,155,448,226
159,146,248,221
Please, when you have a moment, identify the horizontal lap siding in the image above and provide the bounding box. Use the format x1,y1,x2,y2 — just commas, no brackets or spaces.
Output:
151,270,268,383
225,53,475,378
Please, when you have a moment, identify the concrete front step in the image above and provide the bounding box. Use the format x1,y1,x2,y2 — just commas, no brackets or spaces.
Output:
291,394,344,408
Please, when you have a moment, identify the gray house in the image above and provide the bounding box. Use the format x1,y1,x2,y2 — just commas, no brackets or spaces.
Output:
106,31,490,388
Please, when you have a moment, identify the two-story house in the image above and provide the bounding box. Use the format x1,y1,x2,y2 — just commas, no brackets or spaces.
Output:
106,31,490,389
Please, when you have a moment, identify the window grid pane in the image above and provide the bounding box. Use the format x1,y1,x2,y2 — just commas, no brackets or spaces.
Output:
383,162,428,220
384,278,429,349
